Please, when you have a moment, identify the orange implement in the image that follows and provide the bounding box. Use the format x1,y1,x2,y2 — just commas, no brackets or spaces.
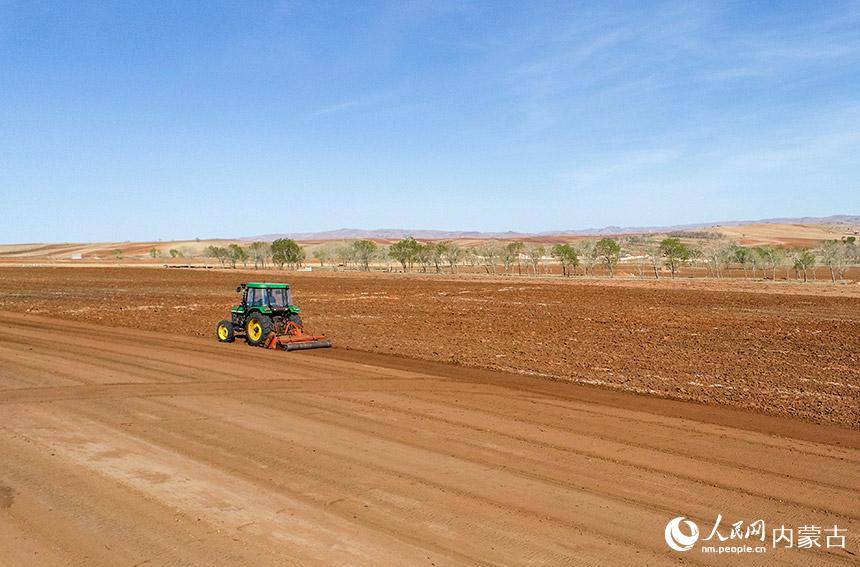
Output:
264,321,332,351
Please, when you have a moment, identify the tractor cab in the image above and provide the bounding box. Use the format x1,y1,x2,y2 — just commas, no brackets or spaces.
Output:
234,283,300,316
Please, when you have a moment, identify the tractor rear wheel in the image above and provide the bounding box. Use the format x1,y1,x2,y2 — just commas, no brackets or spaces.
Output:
245,313,273,347
288,313,303,327
216,320,235,343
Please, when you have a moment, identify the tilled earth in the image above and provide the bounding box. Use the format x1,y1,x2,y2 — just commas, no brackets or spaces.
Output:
2,314,858,565
1,266,858,427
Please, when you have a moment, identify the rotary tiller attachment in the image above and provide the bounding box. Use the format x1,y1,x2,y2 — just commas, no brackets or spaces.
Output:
265,321,332,351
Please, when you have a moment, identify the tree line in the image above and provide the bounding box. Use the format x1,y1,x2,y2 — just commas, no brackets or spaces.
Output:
202,239,305,270
380,235,858,283
174,234,858,283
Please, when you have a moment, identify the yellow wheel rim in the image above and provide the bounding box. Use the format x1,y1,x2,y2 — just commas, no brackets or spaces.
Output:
248,320,262,341
218,325,229,340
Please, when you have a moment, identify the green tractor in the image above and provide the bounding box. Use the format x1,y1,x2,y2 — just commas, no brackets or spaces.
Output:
216,283,331,351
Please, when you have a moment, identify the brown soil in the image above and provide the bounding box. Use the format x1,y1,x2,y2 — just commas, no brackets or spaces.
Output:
0,266,858,428
0,313,857,565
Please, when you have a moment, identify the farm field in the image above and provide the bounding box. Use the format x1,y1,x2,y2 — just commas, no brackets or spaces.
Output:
0,266,858,427
0,312,858,565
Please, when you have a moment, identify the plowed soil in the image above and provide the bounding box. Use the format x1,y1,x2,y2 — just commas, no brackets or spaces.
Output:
1,267,858,427
0,313,858,565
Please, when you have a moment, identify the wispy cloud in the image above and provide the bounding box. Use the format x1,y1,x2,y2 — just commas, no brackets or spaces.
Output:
308,88,407,119
558,148,683,188
496,2,860,131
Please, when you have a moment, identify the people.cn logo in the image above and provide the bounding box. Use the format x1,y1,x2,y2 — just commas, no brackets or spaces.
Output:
665,517,700,552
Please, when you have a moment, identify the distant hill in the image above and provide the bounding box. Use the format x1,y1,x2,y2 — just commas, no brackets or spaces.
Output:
242,215,860,241
2,215,857,260
243,228,531,241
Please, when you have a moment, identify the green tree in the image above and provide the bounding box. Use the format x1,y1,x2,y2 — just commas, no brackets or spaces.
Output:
352,239,377,271
415,242,432,272
731,245,752,278
659,238,690,278
790,249,816,282
312,245,334,268
551,243,579,277
389,237,421,271
595,238,621,277
206,246,229,268
271,239,305,269
227,243,248,269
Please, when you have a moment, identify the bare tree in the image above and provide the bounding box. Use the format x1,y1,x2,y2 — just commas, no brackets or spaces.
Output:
443,242,464,273
820,240,847,284
755,245,786,280
578,240,597,276
374,245,393,272
504,241,525,275
646,243,661,279
478,245,500,274
500,244,515,273
427,242,445,273
248,242,270,269
527,245,545,274
464,248,479,271
336,243,356,269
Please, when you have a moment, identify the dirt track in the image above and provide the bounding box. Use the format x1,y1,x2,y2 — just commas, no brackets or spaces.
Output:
0,313,858,565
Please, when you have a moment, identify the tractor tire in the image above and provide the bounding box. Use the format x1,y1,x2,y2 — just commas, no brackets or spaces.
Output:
245,313,273,347
288,313,303,328
216,320,235,343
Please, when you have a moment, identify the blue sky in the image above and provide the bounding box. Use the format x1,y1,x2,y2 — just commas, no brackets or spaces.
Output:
1,1,858,243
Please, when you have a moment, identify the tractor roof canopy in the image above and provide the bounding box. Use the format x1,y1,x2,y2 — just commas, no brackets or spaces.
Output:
245,282,290,289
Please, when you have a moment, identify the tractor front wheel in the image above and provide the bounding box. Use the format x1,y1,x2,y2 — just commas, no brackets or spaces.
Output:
216,320,235,343
245,313,273,347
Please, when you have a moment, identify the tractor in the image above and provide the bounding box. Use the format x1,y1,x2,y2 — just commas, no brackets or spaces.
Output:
215,283,331,351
